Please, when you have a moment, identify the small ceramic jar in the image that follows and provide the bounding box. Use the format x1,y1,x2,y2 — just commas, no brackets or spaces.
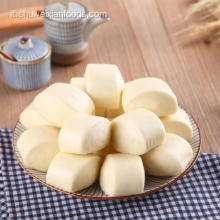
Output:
0,36,52,90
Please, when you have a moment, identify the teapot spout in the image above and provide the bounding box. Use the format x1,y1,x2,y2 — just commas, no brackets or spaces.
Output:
84,13,110,41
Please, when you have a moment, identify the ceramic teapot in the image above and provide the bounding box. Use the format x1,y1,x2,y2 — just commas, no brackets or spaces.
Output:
44,1,109,65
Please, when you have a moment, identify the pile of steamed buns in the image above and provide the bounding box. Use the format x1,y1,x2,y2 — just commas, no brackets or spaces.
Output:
18,64,193,197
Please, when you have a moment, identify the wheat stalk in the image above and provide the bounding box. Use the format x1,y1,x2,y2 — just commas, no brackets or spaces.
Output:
213,5,220,19
187,21,220,41
185,0,220,20
184,0,220,43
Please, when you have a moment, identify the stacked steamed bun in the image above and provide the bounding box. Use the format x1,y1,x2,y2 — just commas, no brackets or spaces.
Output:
18,64,193,197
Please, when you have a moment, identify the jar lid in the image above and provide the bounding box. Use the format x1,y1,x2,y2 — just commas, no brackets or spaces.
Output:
44,2,87,22
2,36,49,62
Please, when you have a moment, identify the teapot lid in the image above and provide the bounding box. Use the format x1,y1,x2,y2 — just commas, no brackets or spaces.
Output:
44,2,87,22
2,36,49,62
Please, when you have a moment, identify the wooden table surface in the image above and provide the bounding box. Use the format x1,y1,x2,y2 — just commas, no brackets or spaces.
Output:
0,0,219,153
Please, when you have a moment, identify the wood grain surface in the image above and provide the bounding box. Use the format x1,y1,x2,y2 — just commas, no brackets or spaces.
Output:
0,0,219,153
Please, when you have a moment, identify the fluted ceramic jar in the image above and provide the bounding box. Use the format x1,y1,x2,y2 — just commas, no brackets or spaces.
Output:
44,1,109,65
0,36,51,90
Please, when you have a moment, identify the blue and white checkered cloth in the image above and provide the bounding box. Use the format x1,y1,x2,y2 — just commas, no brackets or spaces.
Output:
0,129,220,220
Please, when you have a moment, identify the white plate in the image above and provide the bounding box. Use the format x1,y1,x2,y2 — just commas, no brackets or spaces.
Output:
13,109,201,200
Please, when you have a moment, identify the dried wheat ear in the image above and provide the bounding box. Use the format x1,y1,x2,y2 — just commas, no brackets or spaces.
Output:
182,0,220,44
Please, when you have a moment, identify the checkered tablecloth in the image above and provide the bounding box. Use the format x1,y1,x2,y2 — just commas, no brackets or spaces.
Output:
0,129,220,220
